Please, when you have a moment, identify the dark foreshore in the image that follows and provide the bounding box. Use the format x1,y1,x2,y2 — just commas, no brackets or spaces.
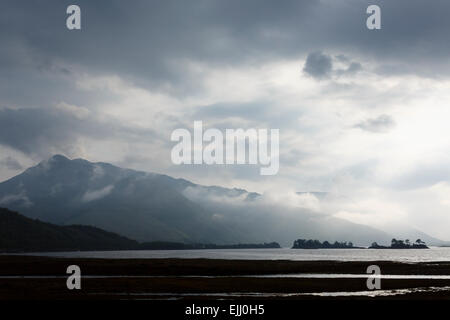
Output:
2,255,450,300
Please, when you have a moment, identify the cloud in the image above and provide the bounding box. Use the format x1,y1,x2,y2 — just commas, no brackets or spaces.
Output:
336,62,363,76
81,185,114,202
303,52,363,80
0,106,101,157
183,186,322,214
0,156,22,170
0,191,33,207
354,115,396,133
303,52,333,79
2,0,450,101
0,105,159,158
389,161,450,190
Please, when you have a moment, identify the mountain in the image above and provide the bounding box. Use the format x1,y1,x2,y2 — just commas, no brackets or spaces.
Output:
0,207,138,252
0,155,236,244
0,155,436,246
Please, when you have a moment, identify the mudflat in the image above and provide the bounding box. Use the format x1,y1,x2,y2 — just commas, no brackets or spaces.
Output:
1,255,450,300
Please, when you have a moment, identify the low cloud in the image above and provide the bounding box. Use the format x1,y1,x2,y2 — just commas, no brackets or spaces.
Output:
354,115,395,133
0,156,22,170
0,191,33,207
182,186,323,215
81,185,114,202
180,185,393,246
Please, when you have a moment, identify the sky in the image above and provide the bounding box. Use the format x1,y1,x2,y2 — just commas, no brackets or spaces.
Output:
1,0,450,239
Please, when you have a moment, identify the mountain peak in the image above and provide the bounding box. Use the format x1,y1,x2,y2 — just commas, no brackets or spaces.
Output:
23,154,72,174
49,154,70,162
31,154,72,172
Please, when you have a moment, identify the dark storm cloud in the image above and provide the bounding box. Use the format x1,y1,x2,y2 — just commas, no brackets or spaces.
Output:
303,52,333,79
0,107,100,156
0,0,317,95
354,114,395,133
2,0,450,97
303,52,364,79
0,0,449,171
0,107,159,157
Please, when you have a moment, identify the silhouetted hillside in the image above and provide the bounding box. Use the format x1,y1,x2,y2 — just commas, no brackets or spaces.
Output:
0,208,281,252
0,208,139,252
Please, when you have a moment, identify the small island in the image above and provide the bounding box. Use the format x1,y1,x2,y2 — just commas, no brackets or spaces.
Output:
292,238,430,249
369,238,429,249
292,239,359,249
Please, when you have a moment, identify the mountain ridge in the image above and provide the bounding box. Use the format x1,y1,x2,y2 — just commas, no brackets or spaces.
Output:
0,155,442,246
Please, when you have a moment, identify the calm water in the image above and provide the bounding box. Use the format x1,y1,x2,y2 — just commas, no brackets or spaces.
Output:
2,274,450,279
20,247,450,262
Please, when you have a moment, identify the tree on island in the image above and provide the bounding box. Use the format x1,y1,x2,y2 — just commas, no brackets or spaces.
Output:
370,238,428,249
292,239,355,249
415,239,425,246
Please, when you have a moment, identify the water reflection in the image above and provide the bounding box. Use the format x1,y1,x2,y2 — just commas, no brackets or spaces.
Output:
17,247,450,263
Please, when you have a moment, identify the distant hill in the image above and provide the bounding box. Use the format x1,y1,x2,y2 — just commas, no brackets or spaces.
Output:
0,207,138,252
139,241,281,250
0,208,282,252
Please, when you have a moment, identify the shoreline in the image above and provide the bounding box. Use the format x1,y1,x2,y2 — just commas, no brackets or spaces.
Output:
5,255,450,275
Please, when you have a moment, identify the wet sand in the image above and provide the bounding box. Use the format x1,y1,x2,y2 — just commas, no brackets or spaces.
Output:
2,255,450,300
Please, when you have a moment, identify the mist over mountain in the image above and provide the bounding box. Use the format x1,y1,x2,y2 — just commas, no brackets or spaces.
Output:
0,155,441,246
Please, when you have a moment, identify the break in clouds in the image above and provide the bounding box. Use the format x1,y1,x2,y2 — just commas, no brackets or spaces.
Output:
2,0,450,239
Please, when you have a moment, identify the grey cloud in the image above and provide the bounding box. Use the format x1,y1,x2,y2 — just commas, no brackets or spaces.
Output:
192,101,305,130
81,185,114,202
0,191,33,208
194,102,267,120
304,52,362,79
0,107,80,157
0,156,23,170
0,0,318,97
303,52,362,80
337,62,363,76
0,107,160,158
1,0,450,104
303,52,333,79
354,115,395,133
